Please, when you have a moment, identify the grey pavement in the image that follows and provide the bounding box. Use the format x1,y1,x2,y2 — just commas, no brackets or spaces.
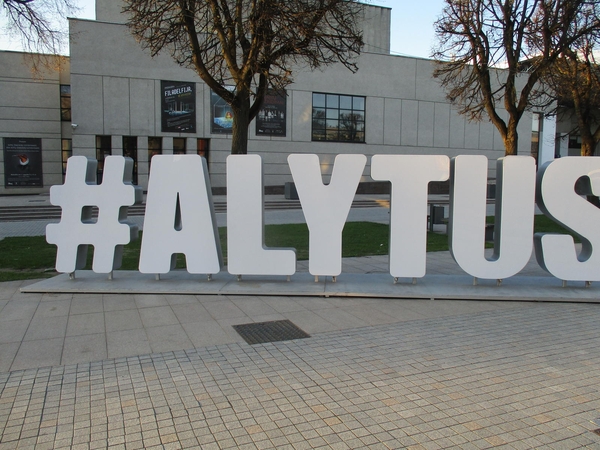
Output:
1,194,599,449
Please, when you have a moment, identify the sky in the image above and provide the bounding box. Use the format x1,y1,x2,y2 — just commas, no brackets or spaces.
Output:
0,0,446,59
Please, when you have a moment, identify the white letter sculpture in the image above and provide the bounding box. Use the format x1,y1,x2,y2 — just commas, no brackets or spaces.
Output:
227,155,296,276
449,155,536,280
371,155,450,279
535,157,600,282
47,156,142,274
139,155,222,275
288,154,366,278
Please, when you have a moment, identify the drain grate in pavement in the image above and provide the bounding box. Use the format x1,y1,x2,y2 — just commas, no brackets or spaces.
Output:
233,320,310,345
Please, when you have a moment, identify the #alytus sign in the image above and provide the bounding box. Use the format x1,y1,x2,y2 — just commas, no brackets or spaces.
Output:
46,154,600,283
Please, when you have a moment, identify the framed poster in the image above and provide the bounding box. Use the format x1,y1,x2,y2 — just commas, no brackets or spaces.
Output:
3,138,43,187
210,87,234,134
161,80,196,133
256,90,287,136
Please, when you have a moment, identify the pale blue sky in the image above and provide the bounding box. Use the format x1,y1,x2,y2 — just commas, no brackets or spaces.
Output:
0,0,446,59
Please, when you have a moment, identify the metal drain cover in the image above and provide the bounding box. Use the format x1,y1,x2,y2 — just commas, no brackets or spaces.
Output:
233,320,310,345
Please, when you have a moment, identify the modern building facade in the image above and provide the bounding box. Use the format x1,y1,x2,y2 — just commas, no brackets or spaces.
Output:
0,52,71,195
1,1,558,195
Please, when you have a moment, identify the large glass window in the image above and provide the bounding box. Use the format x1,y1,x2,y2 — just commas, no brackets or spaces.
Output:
197,139,210,163
123,136,138,185
60,85,71,122
148,137,162,171
312,93,365,142
173,137,186,155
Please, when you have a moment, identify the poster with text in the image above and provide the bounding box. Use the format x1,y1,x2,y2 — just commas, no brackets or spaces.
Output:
210,88,235,134
3,138,43,187
256,90,287,136
161,80,196,133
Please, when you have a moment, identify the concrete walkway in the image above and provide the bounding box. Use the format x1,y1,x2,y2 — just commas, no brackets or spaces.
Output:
1,194,599,449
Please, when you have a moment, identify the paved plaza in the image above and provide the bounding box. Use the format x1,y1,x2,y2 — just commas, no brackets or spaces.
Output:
0,290,599,449
1,195,599,448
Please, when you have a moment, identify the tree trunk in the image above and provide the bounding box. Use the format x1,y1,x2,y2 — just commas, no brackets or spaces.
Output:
231,95,251,155
580,133,596,157
503,123,519,156
576,120,600,161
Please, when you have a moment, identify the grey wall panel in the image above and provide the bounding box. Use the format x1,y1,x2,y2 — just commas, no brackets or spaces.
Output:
401,100,418,146
130,78,155,136
433,103,450,148
367,96,384,145
449,109,466,149
417,101,434,147
383,98,401,146
479,122,495,150
103,77,130,135
464,121,480,149
71,74,103,134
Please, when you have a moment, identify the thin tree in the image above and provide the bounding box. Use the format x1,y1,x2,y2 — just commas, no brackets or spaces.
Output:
433,0,600,156
125,0,364,155
1,0,77,55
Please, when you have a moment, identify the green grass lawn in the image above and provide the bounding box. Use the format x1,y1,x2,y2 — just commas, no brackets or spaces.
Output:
0,216,576,282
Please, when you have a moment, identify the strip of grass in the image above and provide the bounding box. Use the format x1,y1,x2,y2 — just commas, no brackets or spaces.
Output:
0,217,579,282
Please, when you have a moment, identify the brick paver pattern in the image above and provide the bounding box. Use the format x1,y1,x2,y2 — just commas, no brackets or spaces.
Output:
0,303,599,449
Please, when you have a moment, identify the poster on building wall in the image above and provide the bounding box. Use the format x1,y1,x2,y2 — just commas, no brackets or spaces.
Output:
3,138,43,187
161,80,196,133
210,87,235,134
256,90,287,136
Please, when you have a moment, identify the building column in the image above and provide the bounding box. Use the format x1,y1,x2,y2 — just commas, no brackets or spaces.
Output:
163,137,173,155
539,115,557,166
186,137,196,155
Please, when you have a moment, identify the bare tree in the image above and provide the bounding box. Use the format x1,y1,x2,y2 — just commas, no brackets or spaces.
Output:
125,0,364,155
1,0,77,56
433,0,600,156
541,39,600,156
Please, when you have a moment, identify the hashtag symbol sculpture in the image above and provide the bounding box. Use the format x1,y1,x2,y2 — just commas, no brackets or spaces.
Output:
47,156,142,275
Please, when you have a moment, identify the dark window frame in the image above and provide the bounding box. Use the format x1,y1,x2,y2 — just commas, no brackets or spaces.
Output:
95,135,112,184
61,138,72,177
312,92,366,143
122,136,138,185
60,85,71,122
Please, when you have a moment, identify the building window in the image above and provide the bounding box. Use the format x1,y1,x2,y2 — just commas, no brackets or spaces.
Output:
60,85,71,122
148,137,162,171
312,93,365,142
123,136,138,185
173,137,186,155
61,139,72,177
197,139,209,163
96,135,111,183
